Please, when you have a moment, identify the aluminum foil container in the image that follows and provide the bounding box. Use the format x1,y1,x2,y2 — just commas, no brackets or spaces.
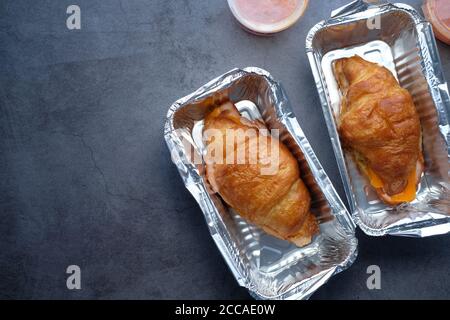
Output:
306,0,450,237
164,67,357,300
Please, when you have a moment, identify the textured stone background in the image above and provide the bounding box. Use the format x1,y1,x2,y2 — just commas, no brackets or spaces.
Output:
1,0,449,299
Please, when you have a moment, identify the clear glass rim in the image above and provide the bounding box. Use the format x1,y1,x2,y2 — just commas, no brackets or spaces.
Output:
227,0,309,34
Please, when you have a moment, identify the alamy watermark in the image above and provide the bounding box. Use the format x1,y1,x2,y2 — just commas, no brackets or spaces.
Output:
66,5,81,30
66,265,81,290
366,265,381,290
366,0,382,30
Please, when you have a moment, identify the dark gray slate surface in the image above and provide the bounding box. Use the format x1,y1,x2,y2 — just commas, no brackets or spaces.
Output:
1,0,449,299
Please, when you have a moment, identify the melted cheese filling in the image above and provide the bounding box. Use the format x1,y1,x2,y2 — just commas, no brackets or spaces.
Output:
361,162,417,203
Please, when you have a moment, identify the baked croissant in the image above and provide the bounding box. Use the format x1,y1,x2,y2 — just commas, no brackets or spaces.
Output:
203,102,318,246
334,55,423,205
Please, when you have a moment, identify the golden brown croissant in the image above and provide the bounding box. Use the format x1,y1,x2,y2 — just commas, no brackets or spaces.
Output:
203,102,318,246
333,55,424,205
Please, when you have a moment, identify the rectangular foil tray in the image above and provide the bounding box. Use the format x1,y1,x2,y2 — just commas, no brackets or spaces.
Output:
164,67,357,299
306,0,450,236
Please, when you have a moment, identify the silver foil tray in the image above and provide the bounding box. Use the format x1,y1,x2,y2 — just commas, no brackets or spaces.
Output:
306,1,450,236
164,67,357,300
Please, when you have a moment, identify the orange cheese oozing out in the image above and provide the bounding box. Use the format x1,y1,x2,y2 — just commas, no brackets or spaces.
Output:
363,165,417,203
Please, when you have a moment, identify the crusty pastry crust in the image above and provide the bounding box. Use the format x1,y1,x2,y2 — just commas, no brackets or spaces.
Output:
203,102,318,246
333,55,424,204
